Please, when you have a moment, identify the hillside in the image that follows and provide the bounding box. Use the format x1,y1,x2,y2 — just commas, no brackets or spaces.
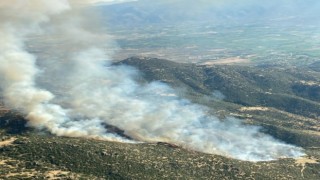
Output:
119,57,320,147
120,57,320,117
0,57,319,179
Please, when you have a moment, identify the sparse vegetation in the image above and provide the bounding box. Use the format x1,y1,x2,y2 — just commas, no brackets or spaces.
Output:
1,57,319,179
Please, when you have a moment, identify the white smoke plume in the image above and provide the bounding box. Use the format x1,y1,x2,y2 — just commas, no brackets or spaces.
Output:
0,0,304,161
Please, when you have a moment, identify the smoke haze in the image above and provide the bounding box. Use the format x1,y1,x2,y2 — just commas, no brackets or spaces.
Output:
101,0,320,27
0,0,305,161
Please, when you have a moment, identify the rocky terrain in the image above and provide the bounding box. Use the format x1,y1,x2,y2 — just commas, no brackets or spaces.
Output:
1,57,320,179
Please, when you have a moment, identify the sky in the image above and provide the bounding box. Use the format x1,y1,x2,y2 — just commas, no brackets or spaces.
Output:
88,0,138,5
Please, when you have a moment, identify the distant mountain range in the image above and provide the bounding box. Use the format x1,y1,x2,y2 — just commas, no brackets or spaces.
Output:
97,0,320,27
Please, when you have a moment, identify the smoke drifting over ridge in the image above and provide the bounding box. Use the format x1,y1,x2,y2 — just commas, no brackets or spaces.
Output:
0,0,304,161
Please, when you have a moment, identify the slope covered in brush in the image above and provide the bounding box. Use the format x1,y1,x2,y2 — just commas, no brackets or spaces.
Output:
120,57,320,118
0,57,319,179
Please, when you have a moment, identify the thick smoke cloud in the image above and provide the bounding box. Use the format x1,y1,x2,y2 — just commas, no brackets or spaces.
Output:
0,0,305,161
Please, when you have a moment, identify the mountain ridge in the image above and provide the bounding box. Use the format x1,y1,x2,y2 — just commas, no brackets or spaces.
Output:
0,57,319,179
